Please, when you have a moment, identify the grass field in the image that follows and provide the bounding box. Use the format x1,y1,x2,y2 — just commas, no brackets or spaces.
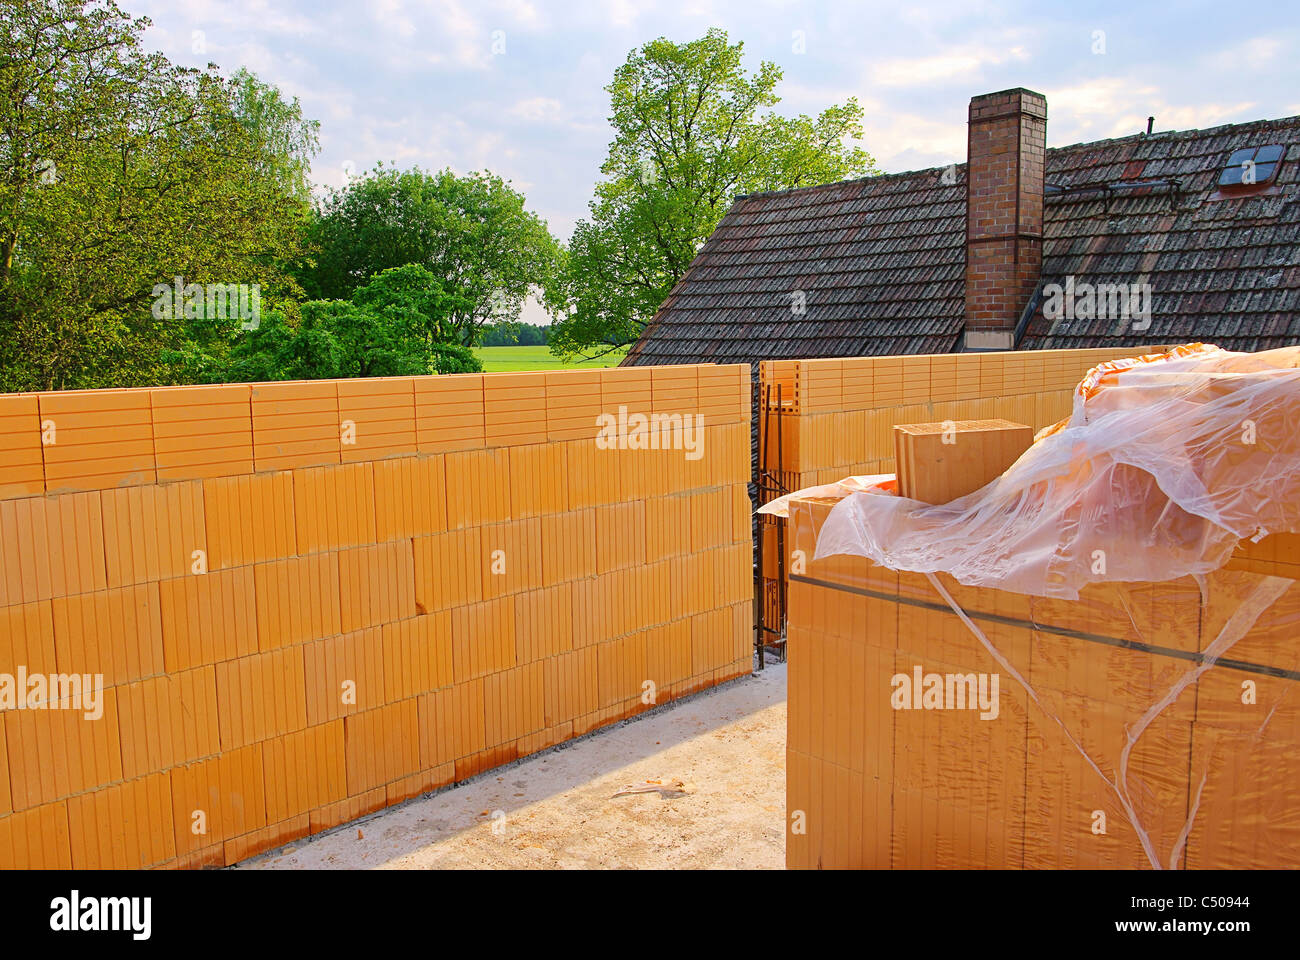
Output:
472,345,627,372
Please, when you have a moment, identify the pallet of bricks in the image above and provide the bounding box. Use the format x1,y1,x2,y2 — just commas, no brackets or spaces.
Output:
776,344,1300,869
756,347,1169,636
0,364,753,869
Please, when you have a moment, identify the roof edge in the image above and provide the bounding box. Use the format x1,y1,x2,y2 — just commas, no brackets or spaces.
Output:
734,111,1300,206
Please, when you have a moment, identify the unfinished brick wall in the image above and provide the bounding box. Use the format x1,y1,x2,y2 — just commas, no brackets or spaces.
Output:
964,88,1047,351
0,365,753,868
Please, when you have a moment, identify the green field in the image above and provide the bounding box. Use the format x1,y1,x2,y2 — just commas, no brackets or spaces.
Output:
472,345,628,372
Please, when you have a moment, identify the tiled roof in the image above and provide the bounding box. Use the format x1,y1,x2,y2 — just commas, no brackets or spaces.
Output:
624,114,1300,365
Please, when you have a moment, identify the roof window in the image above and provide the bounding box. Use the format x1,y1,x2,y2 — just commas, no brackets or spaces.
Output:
1218,144,1285,189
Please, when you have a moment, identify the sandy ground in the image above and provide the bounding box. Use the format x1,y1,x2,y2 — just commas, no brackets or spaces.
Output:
245,662,787,870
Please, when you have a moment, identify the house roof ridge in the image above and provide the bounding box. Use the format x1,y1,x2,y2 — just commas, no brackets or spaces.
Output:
1047,112,1300,154
736,163,959,202
735,112,1300,204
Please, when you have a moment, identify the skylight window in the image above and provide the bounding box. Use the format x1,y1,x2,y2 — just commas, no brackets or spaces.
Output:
1218,144,1285,188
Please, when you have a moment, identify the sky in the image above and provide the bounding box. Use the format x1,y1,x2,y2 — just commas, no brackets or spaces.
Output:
131,0,1300,323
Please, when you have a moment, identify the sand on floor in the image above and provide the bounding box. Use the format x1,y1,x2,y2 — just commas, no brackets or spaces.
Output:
244,662,788,870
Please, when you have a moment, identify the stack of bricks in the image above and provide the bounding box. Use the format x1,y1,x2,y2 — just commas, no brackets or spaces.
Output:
783,496,1300,870
0,364,753,868
756,346,1167,630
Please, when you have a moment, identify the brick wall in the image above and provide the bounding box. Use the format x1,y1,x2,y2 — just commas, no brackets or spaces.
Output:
0,365,753,868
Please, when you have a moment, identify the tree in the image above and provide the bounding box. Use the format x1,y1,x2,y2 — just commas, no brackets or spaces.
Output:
480,321,549,347
220,264,481,381
0,0,313,390
350,262,470,349
228,67,321,204
299,166,561,346
545,28,878,357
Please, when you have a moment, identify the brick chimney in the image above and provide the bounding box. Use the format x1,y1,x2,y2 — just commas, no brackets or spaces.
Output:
963,88,1047,351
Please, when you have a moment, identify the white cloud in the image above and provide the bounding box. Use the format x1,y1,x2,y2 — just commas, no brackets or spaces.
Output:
434,0,494,69
870,45,1031,87
509,96,567,123
872,54,983,87
1046,78,1258,144
499,0,543,30
373,0,418,39
229,41,277,75
136,0,320,39
864,112,965,173
1205,34,1285,71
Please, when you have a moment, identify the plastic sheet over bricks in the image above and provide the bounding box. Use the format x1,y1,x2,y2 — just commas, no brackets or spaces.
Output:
769,344,1300,868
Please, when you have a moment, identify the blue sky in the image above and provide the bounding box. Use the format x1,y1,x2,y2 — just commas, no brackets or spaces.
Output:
132,0,1299,322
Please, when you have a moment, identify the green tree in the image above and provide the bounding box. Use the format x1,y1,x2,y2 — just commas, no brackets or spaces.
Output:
546,28,877,357
480,321,549,347
228,67,321,204
300,166,561,346
0,0,313,390
350,262,470,349
221,264,480,381
517,322,548,346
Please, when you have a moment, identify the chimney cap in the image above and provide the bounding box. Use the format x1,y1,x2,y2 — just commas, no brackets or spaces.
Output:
970,87,1047,102
969,87,1047,121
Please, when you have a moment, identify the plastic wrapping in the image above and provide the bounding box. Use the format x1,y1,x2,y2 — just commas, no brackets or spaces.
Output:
780,345,1300,869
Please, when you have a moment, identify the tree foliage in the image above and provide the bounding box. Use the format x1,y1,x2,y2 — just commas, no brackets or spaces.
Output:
228,67,321,204
479,321,549,347
546,28,878,357
221,264,480,381
0,0,314,390
299,166,561,347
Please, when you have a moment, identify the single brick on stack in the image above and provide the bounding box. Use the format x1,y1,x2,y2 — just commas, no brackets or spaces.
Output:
893,419,1032,504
